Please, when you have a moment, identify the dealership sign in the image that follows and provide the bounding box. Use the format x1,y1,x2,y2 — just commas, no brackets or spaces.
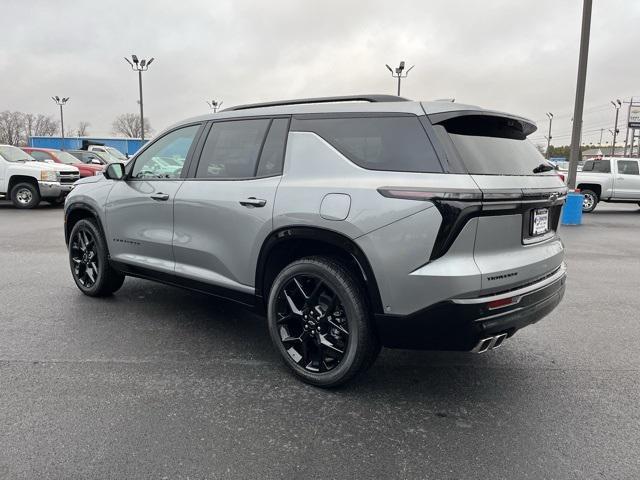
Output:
629,106,640,128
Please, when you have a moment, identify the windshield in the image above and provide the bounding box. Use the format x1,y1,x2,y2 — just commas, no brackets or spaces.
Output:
106,147,127,160
55,151,80,165
0,145,34,162
435,115,553,176
94,151,117,163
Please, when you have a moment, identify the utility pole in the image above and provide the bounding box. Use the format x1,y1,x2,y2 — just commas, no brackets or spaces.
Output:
124,55,154,141
623,97,633,156
567,0,592,190
545,112,554,159
385,61,414,96
51,96,69,150
611,99,622,156
598,128,604,149
206,100,223,112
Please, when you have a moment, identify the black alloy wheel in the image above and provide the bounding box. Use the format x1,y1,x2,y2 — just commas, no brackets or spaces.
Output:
68,218,125,297
70,227,99,288
268,256,380,387
275,274,350,373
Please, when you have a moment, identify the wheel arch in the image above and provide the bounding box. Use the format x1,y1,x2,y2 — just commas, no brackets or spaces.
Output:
577,183,602,199
64,202,105,246
255,226,384,315
8,175,40,195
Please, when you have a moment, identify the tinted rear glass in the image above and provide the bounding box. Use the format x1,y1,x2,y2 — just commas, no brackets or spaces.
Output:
436,115,551,176
582,159,611,173
292,116,443,173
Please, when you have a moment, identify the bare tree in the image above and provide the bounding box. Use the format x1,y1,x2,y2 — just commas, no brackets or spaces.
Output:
24,113,58,138
76,121,90,137
112,113,152,138
0,111,26,145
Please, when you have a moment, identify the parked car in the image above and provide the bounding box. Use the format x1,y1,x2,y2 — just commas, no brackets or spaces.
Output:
64,95,567,387
0,144,79,208
67,149,116,167
87,145,129,162
22,147,104,178
576,157,640,212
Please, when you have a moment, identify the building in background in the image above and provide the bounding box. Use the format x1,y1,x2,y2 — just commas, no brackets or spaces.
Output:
28,136,147,156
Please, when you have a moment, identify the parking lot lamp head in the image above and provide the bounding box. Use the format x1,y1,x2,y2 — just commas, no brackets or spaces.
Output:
51,95,69,149
124,54,154,141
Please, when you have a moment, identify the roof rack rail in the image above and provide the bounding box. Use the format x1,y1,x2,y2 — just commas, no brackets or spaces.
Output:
223,94,410,112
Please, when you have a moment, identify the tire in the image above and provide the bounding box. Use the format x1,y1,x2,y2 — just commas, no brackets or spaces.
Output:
10,182,40,209
68,218,125,297
267,256,380,388
581,189,598,213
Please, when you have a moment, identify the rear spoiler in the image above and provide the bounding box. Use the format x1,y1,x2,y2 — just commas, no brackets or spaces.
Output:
428,109,537,137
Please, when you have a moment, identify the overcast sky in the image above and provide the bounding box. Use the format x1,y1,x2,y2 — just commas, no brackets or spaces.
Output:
2,0,639,146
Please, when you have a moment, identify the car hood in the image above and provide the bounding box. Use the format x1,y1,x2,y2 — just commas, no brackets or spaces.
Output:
18,161,79,173
75,174,106,185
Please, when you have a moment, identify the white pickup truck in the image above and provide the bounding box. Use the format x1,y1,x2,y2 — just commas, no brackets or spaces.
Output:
576,157,640,212
0,144,80,209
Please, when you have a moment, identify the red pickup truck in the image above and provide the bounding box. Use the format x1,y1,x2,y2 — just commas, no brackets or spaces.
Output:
21,147,104,178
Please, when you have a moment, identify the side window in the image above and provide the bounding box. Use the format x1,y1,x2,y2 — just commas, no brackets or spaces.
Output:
292,116,443,173
29,151,51,162
582,160,593,171
131,124,200,179
595,160,611,173
618,160,639,175
256,118,289,177
195,119,270,179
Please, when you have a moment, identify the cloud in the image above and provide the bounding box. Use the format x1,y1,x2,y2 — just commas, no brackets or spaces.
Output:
2,0,639,146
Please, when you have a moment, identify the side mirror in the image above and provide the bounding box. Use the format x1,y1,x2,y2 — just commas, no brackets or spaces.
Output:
104,162,125,180
45,159,55,164
91,159,101,165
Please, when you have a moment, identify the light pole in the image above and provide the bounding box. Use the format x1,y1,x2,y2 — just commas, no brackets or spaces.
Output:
206,100,223,112
611,99,622,156
124,54,154,141
51,96,69,150
545,112,554,159
567,0,592,190
385,61,414,96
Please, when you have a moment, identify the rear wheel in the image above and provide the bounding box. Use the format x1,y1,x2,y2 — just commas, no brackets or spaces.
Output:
267,256,380,387
69,219,125,297
10,182,40,209
581,189,598,213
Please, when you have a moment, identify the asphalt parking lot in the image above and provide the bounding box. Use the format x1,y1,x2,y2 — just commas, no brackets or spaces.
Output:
1,201,639,479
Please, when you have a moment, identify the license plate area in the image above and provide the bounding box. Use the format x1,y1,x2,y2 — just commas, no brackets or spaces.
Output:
531,208,549,236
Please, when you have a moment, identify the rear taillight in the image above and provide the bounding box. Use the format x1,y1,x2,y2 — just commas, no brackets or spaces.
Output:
377,188,481,202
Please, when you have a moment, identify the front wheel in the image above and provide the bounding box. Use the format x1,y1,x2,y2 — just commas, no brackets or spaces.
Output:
10,182,40,209
267,256,380,388
581,189,598,213
69,219,125,297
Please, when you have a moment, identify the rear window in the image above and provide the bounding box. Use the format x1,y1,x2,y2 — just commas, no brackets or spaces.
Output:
292,116,443,173
435,115,550,176
582,160,611,173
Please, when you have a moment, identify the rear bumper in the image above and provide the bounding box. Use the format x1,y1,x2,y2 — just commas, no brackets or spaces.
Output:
38,181,75,199
374,263,566,350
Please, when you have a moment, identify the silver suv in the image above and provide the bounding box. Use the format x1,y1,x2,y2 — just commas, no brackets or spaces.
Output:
64,95,567,387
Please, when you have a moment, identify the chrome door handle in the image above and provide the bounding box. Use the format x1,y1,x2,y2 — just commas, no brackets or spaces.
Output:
239,197,267,207
151,193,170,201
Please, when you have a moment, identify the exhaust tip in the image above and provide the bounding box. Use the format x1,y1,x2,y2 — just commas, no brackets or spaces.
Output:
471,333,509,353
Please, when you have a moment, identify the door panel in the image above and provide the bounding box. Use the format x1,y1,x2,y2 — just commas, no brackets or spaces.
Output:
173,176,280,291
105,123,201,273
613,160,640,199
172,117,288,292
106,180,182,273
